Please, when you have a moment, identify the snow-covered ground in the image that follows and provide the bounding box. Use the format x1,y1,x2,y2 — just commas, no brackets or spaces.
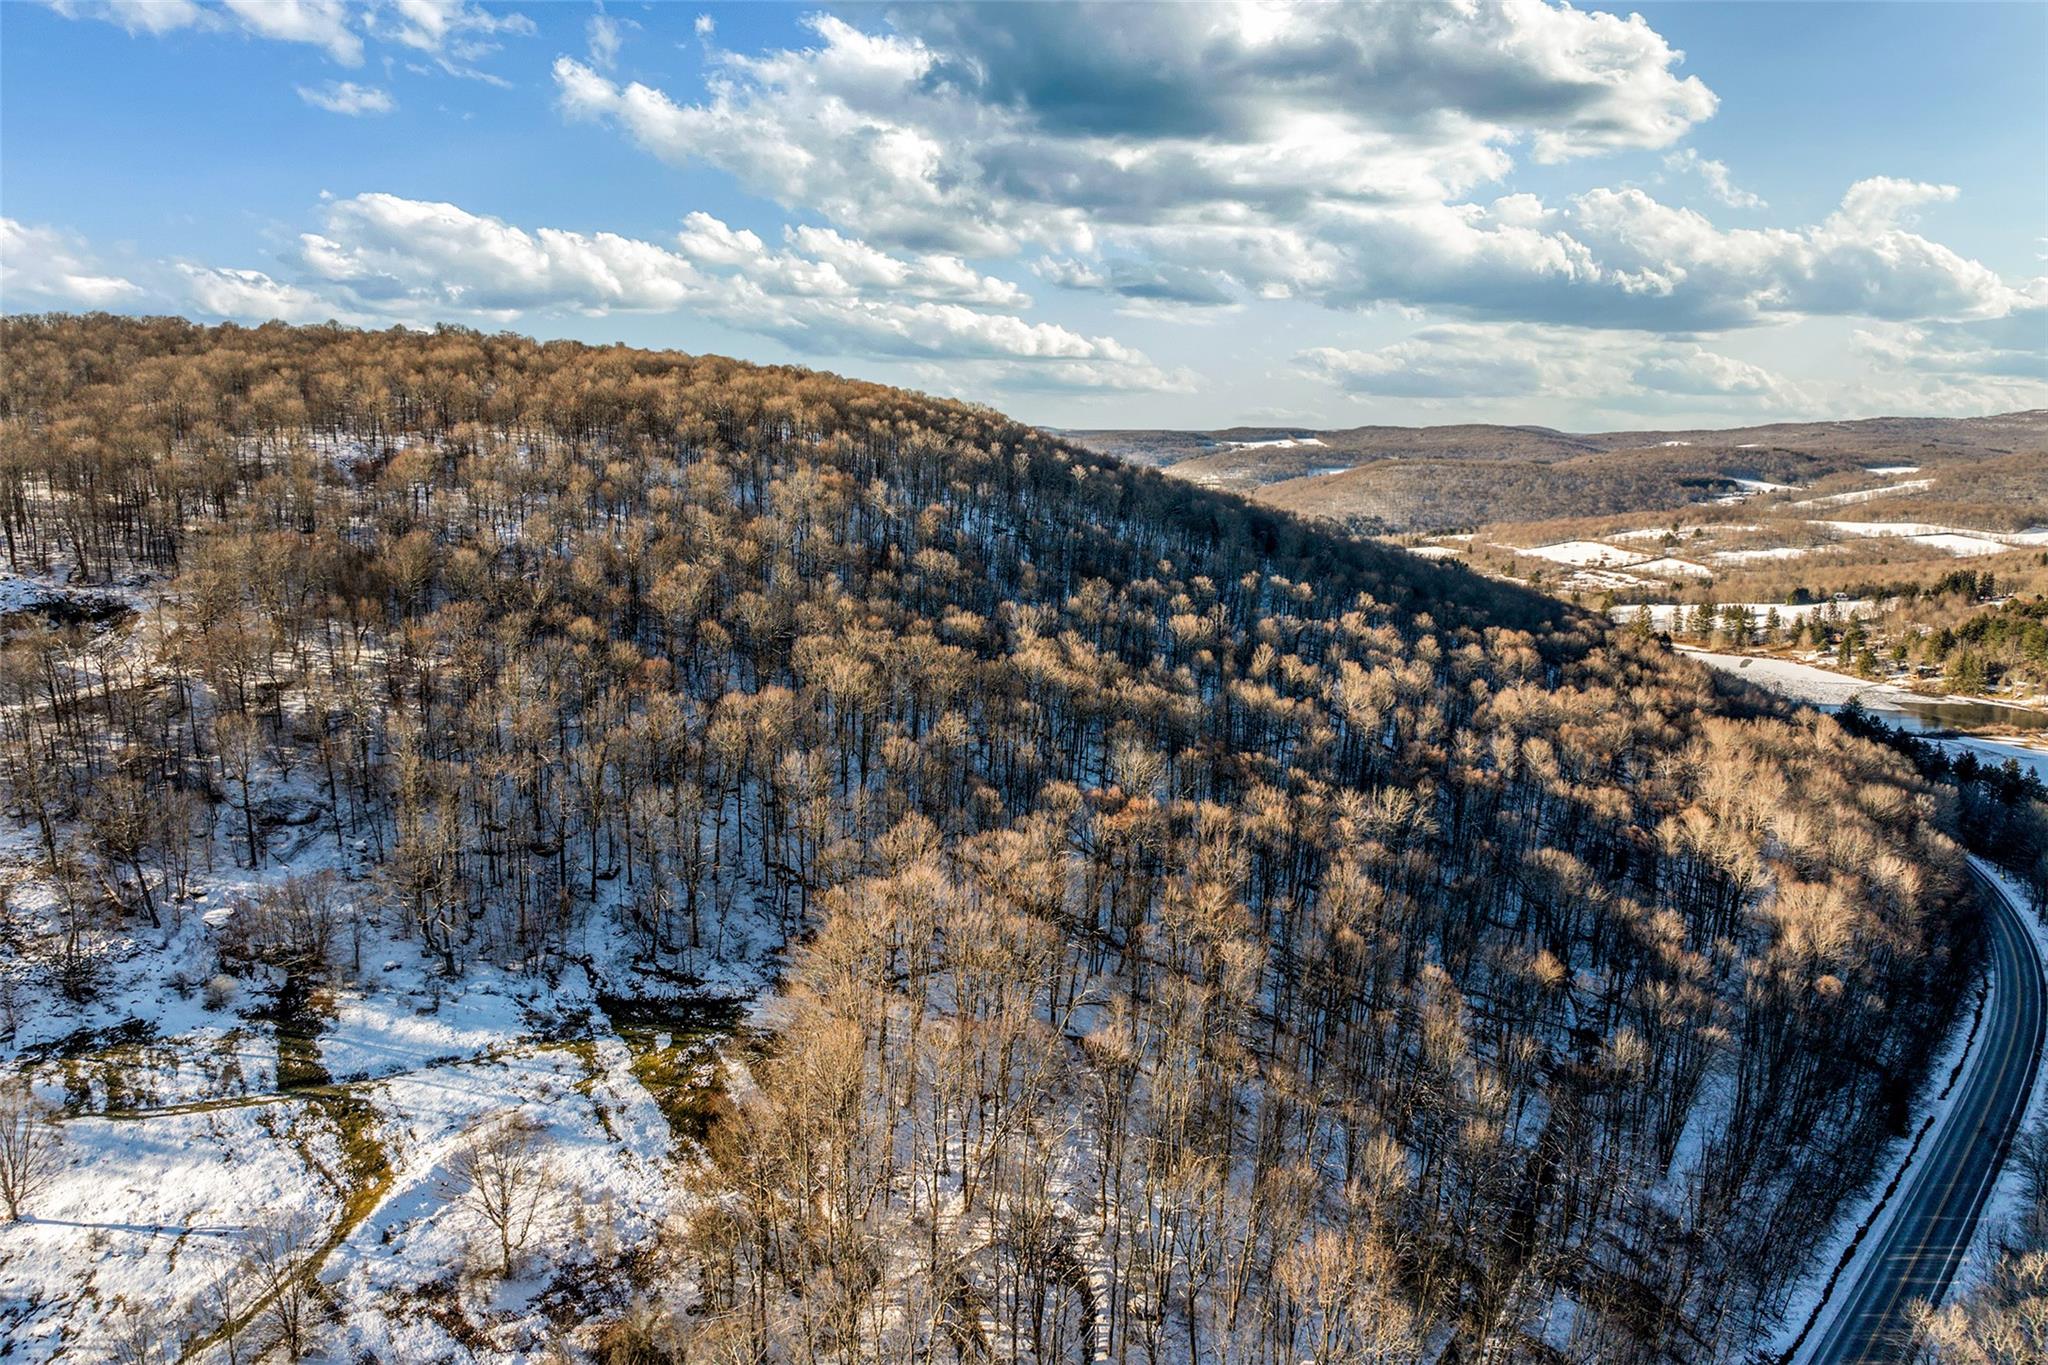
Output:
0,567,152,626
1817,520,2048,548
1711,478,1800,504
1219,436,1325,450
0,1099,346,1360
1792,478,1937,508
1506,540,1645,567
0,891,754,1362
1561,567,1653,591
1631,556,1714,579
1677,646,1931,707
1905,532,2015,557
1608,523,1762,542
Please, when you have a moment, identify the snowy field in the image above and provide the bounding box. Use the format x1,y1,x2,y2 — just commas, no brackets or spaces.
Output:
1817,520,2048,548
0,879,757,1362
1631,555,1713,578
1502,540,1644,567
1906,532,2016,557
1792,478,1936,508
1680,646,1940,707
1219,436,1325,450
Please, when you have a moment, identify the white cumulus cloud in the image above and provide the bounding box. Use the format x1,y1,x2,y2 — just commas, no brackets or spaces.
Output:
1663,148,1764,209
553,1,1717,257
297,80,394,115
551,3,2024,345
53,0,367,65
1301,323,1797,407
289,193,1180,390
177,263,351,323
0,218,144,308
48,0,534,70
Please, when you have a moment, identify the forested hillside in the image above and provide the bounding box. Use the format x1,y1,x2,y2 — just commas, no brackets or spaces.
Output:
0,316,1984,1361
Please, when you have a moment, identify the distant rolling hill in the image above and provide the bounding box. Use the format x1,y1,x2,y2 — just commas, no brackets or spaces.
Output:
1062,411,2048,532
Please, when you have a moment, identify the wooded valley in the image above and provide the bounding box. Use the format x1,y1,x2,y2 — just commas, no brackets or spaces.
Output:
0,315,2021,1362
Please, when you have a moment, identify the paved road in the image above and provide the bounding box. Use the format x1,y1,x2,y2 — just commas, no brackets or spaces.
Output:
1804,860,2046,1363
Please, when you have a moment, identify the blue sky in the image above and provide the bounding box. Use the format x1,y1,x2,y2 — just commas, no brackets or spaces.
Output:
3,1,2043,430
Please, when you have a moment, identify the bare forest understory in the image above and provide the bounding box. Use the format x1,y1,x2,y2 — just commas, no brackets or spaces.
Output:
0,315,2023,1363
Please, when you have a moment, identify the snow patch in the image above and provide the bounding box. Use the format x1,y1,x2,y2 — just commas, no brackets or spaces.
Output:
1908,533,2020,558
1793,479,1936,508
1631,556,1714,579
1503,540,1646,567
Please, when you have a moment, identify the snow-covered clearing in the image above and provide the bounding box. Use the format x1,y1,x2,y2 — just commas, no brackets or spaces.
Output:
0,893,753,1363
0,1100,345,1360
1504,540,1645,567
1792,479,1936,508
1944,732,2048,787
1711,478,1799,504
1810,520,2048,555
1682,650,2048,759
1608,523,1761,543
1676,646,1917,707
1822,520,1964,538
1908,533,2019,557
1632,556,1714,579
1866,465,1922,475
1563,568,1651,591
1220,436,1326,450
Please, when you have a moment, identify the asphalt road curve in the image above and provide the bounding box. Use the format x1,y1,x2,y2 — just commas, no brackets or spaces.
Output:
1805,861,2046,1363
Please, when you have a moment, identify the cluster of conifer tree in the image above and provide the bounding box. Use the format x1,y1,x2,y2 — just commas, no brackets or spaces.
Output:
0,316,1997,1361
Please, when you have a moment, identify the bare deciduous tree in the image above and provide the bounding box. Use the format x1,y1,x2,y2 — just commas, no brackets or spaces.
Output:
0,1079,61,1220
443,1113,557,1278
246,1214,321,1361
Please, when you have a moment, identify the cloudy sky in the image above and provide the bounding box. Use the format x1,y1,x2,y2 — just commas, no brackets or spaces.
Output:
3,1,2044,430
